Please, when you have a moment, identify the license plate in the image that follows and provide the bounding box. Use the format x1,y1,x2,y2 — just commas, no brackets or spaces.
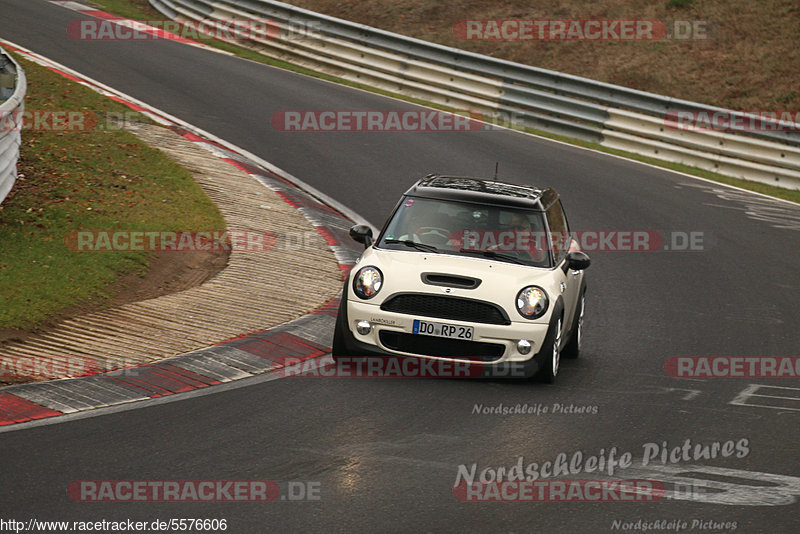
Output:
412,319,473,340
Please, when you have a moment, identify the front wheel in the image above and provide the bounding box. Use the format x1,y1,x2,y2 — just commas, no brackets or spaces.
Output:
331,311,346,361
537,316,562,384
562,290,585,359
331,279,350,361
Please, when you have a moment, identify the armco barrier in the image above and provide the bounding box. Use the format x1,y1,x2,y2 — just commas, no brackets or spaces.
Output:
0,47,26,205
147,0,800,189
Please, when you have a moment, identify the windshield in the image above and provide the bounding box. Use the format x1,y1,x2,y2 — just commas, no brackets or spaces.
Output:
378,196,552,267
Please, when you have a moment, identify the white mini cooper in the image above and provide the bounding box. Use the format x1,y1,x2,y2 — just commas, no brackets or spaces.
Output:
332,175,590,382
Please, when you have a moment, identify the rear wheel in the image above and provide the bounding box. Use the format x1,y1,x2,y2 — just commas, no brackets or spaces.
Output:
562,290,585,359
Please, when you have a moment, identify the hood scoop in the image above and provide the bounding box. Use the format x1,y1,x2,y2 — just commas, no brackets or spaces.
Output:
421,272,482,289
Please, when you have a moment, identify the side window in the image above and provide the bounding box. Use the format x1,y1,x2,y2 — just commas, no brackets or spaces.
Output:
545,201,569,265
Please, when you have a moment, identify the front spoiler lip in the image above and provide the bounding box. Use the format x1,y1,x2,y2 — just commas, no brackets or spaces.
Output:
336,329,542,379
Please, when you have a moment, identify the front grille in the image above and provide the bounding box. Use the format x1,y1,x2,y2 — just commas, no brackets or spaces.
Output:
380,293,510,325
379,331,505,361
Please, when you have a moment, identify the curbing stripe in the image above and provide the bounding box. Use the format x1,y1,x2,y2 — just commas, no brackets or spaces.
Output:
156,363,222,386
208,345,281,373
24,382,102,411
278,315,338,349
145,366,212,390
226,331,328,360
106,375,179,397
46,379,135,407
6,386,83,415
170,358,250,383
0,393,63,426
69,376,152,402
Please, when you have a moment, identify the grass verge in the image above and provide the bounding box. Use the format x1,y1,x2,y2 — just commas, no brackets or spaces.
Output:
0,52,225,329
90,0,800,204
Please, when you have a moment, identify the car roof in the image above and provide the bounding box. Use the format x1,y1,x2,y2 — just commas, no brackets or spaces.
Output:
404,174,558,211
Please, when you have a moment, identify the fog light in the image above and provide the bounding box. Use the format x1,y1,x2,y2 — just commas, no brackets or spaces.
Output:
356,321,372,335
517,339,532,355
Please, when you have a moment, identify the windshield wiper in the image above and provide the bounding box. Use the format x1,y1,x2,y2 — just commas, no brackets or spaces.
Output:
459,248,525,264
384,239,440,253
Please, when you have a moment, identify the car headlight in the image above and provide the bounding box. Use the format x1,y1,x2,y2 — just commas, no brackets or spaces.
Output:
353,266,383,299
516,286,549,319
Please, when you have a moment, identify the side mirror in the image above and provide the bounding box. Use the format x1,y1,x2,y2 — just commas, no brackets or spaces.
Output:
564,251,591,272
349,225,373,248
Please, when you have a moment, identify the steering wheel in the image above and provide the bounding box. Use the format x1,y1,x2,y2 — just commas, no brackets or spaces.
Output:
413,226,451,246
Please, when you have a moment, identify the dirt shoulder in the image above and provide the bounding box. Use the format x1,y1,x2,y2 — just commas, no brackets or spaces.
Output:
0,249,229,347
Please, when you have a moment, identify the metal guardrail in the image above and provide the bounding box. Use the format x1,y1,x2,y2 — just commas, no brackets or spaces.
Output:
0,46,26,205
149,0,800,190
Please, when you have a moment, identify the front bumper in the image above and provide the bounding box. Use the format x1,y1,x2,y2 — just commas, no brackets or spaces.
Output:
338,300,551,378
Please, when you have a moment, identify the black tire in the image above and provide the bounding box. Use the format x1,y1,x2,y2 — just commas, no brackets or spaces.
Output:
331,314,346,361
537,315,562,384
562,290,585,359
331,278,350,361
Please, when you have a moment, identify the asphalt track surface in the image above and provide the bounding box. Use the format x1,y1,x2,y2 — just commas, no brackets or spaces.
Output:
2,1,800,532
